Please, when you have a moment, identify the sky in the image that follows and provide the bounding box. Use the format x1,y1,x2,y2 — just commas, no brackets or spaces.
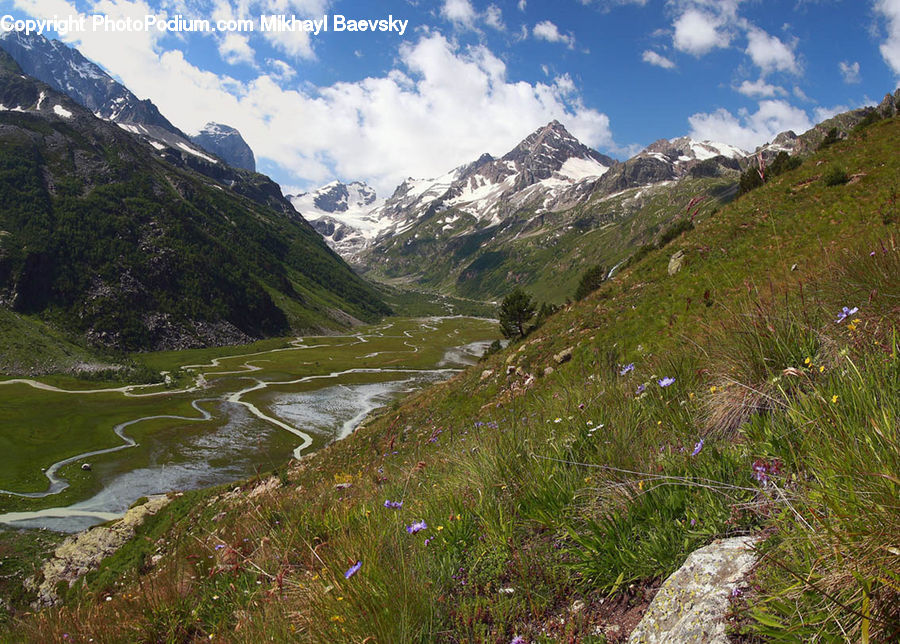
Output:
1,0,899,196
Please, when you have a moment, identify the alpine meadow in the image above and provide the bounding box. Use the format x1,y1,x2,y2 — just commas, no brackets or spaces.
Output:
0,1,898,643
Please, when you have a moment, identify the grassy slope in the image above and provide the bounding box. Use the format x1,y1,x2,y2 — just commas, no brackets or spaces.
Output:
5,119,899,642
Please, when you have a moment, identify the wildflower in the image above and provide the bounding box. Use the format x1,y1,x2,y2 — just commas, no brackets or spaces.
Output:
636,384,646,394
709,385,717,393
424,537,432,546
691,438,704,456
731,587,743,598
658,377,675,387
831,394,838,403
384,500,403,509
330,615,345,623
835,306,859,323
407,520,428,535
619,363,635,376
214,544,225,551
804,357,811,365
436,525,444,531
344,561,362,579
511,637,527,644
690,518,697,527
819,365,825,373
553,417,562,423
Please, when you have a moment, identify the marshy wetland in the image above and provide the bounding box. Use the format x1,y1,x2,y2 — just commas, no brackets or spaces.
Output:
0,317,498,532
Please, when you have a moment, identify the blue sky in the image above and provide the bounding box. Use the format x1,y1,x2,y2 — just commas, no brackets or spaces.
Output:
2,0,899,194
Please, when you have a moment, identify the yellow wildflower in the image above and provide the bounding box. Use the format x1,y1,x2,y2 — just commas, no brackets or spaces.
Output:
832,395,839,403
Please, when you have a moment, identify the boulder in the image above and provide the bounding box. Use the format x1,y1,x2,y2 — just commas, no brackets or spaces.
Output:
668,250,686,276
628,536,760,643
553,347,574,364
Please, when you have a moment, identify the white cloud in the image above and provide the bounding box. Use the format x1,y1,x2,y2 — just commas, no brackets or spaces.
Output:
518,0,526,10
875,0,900,76
34,11,617,194
441,0,478,29
218,33,255,66
533,20,576,49
745,27,799,75
673,9,730,56
735,78,786,98
688,99,813,150
554,73,576,95
838,60,861,84
484,4,505,30
266,58,297,82
641,50,676,69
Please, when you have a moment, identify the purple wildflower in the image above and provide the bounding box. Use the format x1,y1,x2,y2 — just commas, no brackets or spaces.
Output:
344,560,362,579
511,637,527,644
636,384,646,394
690,518,697,527
384,500,403,509
658,377,676,387
835,306,859,323
691,438,704,456
424,537,433,546
407,520,428,535
619,363,635,376
730,587,743,598
214,544,225,551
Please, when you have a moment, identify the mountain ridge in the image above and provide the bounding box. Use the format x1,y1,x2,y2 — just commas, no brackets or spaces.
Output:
0,51,388,355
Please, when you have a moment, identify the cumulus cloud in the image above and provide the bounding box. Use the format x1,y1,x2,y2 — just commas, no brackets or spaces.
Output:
673,9,730,56
641,50,676,69
484,4,505,30
36,18,616,194
533,20,576,49
745,27,799,75
839,60,861,84
218,33,255,66
441,0,478,29
735,78,786,98
688,99,813,150
875,0,900,76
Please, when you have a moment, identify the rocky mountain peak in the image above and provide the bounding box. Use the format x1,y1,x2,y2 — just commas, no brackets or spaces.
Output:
190,122,256,171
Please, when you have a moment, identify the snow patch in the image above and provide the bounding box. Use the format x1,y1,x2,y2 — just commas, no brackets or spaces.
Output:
52,104,72,119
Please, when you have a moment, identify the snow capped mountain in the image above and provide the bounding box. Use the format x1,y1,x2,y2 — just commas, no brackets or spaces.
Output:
0,30,185,138
190,122,256,172
632,136,746,178
372,120,615,230
293,121,617,258
289,181,384,257
0,32,255,171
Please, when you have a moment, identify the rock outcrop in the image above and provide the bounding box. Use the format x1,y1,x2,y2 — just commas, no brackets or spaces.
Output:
26,495,172,607
628,535,760,643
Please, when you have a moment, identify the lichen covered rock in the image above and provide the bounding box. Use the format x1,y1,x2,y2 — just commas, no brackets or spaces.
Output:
628,535,759,643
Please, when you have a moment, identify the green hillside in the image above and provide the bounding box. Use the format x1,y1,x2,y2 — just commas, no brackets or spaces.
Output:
0,54,388,370
3,116,899,643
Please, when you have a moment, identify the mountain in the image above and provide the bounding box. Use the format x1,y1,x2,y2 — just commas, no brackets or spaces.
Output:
309,121,744,300
10,110,897,642
0,51,388,355
190,122,256,172
0,32,255,172
289,181,382,258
